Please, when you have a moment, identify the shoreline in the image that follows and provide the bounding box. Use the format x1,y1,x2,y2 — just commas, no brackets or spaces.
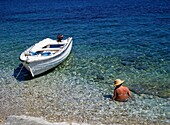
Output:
0,113,168,125
0,115,92,125
0,115,123,125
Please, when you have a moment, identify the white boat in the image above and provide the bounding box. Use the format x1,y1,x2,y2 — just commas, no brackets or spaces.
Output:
19,37,73,77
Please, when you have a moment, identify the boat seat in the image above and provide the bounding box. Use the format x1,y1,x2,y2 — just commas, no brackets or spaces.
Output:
37,48,61,52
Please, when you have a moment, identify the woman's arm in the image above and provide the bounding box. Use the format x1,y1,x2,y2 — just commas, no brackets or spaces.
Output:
113,89,117,100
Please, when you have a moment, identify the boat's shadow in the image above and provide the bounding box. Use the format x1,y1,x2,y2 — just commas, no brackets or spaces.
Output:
13,64,56,81
13,64,33,81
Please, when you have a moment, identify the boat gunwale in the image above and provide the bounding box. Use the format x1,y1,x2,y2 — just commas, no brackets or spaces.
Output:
20,37,72,63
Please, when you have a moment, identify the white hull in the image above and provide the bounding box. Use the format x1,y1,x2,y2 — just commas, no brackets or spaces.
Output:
20,37,73,77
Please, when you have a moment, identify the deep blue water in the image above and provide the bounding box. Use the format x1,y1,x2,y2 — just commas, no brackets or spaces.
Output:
0,0,170,98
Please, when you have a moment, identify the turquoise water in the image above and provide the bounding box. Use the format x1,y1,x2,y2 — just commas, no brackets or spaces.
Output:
0,0,170,124
1,0,169,97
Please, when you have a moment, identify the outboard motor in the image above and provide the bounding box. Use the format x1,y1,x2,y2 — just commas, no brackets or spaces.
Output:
57,34,63,42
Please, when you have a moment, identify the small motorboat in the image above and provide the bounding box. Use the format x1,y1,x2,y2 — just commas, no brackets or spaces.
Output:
19,37,73,77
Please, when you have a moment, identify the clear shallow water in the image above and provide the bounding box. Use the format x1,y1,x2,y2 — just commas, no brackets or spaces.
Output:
1,0,169,97
0,0,170,124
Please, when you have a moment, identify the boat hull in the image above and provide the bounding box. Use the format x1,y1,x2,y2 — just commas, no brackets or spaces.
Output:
20,38,72,77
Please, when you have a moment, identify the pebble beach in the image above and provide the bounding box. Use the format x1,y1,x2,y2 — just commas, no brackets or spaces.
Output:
0,69,169,125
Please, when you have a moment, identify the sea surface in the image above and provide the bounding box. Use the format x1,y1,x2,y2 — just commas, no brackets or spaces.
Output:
0,0,170,124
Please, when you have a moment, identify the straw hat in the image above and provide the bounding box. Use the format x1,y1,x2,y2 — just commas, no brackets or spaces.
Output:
114,79,124,86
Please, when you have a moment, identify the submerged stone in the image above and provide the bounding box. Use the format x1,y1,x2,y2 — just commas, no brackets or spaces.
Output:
134,65,149,70
96,74,105,80
121,61,133,66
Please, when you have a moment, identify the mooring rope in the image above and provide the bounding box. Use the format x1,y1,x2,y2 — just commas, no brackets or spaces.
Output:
16,64,24,79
